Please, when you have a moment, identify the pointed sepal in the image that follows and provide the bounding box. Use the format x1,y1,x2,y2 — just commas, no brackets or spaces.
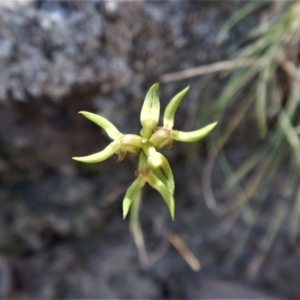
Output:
171,122,217,142
123,175,145,219
72,140,121,163
147,173,175,220
163,86,189,129
140,83,160,138
79,111,122,140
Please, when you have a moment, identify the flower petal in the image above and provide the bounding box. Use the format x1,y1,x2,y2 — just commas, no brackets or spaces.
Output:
147,173,175,220
123,175,145,219
79,111,122,140
163,86,189,129
148,149,175,194
171,122,217,142
72,141,121,163
140,83,160,138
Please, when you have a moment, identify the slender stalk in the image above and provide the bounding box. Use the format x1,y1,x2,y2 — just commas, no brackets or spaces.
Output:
129,190,149,268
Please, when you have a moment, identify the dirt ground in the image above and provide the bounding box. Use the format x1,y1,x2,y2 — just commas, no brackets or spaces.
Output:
0,1,299,298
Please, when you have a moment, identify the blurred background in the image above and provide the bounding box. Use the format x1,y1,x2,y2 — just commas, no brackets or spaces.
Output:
0,0,300,298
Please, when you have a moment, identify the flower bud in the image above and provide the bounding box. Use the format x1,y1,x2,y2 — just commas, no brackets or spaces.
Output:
149,128,172,149
119,134,142,153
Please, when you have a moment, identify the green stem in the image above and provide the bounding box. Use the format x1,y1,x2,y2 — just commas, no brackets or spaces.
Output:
129,189,148,267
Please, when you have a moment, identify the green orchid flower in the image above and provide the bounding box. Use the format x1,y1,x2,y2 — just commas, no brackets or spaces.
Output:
149,86,217,149
123,151,175,220
72,111,142,163
73,83,217,220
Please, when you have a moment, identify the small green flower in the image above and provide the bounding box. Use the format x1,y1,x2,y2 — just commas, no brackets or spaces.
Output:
73,84,217,220
150,86,217,149
72,111,142,163
123,151,175,220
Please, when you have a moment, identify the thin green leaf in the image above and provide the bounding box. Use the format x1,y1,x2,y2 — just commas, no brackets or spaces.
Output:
216,1,271,44
221,145,269,194
256,59,273,138
215,66,260,115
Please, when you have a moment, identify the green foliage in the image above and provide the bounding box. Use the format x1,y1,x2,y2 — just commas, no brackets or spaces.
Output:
204,1,300,272
73,83,217,220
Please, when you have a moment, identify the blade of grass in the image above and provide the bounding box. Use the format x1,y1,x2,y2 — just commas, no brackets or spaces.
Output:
221,145,270,195
219,127,286,214
216,1,272,44
214,65,260,117
226,129,295,266
217,150,255,224
202,93,254,210
256,58,274,138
